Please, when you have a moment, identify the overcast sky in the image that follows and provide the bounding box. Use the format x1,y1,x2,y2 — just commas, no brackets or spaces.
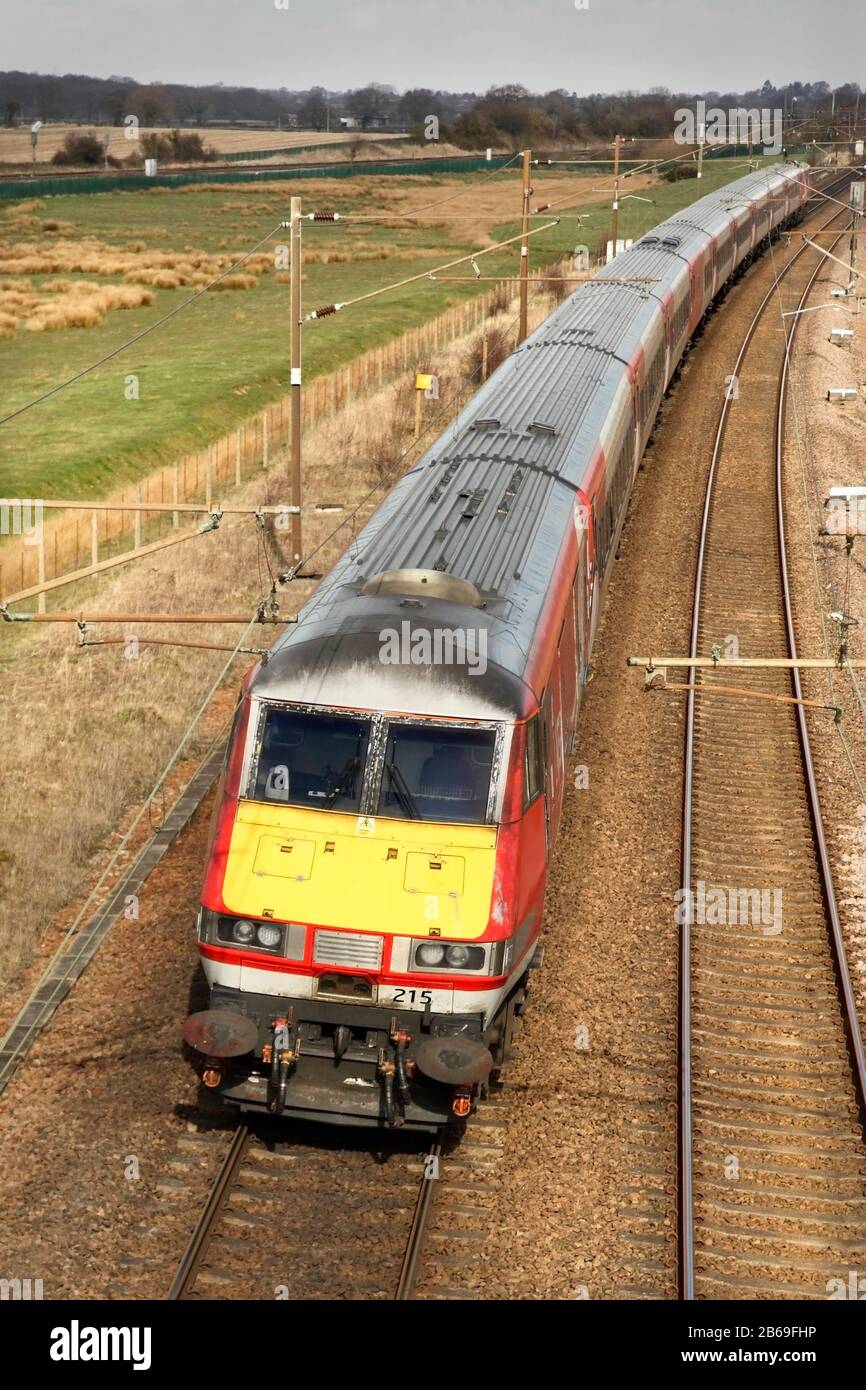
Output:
4,0,864,94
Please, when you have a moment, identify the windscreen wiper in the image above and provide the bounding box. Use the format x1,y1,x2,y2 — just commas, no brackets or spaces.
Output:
384,760,420,819
324,754,360,807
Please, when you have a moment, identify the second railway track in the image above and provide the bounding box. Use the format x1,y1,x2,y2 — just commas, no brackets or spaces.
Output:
679,186,866,1299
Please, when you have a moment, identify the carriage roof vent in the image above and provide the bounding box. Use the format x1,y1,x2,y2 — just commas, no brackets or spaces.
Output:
638,235,660,246
528,420,558,436
361,568,482,607
661,236,682,248
472,417,501,431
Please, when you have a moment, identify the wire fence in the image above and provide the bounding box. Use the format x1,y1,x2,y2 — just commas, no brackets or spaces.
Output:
0,153,514,201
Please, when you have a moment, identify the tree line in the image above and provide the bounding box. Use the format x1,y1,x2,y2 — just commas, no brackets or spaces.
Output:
1,71,862,150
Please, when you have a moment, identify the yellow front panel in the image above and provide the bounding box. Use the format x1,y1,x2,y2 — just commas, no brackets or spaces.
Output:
222,802,497,940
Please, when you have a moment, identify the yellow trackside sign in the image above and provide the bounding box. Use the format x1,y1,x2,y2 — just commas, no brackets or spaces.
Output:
415,373,434,392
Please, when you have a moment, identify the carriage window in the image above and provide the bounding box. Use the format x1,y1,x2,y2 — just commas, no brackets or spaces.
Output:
252,708,370,811
523,715,543,808
377,723,495,824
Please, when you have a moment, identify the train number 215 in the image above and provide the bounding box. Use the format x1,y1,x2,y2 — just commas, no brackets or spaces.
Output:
391,988,433,1006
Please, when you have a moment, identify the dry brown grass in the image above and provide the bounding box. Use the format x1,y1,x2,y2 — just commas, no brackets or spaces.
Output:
209,272,257,291
23,283,154,332
0,311,17,339
0,275,156,336
0,235,265,292
0,288,38,311
125,268,183,289
2,214,43,234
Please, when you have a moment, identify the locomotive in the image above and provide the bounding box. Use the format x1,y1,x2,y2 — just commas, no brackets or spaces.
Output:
184,161,821,1128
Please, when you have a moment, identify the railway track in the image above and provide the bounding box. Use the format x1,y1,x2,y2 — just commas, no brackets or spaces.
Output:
166,1084,517,1301
167,1121,442,1301
679,183,866,1299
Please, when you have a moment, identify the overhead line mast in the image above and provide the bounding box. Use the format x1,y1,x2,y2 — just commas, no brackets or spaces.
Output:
289,197,303,566
518,148,532,344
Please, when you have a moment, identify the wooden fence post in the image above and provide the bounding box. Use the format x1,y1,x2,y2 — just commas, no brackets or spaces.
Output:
37,534,45,613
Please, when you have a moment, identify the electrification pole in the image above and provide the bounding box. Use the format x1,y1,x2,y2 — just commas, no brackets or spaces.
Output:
289,196,303,563
610,133,621,261
518,148,532,344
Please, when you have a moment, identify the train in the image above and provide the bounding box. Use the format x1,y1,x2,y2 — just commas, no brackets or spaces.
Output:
183,160,827,1129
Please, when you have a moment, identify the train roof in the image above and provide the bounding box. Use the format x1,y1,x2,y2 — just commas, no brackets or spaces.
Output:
254,599,533,720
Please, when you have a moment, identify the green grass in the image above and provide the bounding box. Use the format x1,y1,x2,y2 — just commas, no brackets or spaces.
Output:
0,157,778,500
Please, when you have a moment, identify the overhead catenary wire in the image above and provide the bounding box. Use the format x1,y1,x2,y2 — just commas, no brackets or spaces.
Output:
304,219,559,320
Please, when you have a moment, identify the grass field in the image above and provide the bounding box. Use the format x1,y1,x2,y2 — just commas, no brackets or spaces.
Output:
0,156,779,500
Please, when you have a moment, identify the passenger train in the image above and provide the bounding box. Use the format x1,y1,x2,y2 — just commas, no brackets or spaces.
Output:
184,161,827,1128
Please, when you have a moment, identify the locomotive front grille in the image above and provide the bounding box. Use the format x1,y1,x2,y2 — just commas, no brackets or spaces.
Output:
313,929,383,971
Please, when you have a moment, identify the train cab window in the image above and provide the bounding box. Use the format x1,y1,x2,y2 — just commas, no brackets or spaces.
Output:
523,714,544,808
251,707,370,811
377,723,495,824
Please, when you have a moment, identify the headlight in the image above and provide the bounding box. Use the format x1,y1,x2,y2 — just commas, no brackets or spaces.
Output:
411,940,487,972
416,942,446,967
256,923,283,950
206,911,305,958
